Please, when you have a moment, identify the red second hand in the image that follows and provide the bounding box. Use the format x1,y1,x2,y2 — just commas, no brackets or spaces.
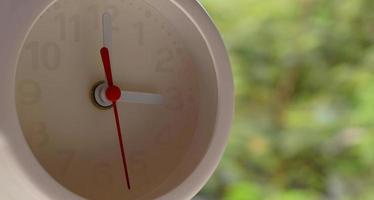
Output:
100,47,131,190
112,102,131,190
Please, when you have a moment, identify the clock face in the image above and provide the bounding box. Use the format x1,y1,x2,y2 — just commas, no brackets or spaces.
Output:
14,0,219,199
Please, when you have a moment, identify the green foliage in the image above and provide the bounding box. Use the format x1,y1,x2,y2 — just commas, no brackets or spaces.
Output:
224,182,263,200
196,0,374,199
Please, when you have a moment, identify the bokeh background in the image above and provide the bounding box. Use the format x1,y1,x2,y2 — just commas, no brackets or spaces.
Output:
195,0,374,199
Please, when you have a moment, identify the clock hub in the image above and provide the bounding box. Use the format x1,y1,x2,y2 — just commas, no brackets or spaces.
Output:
92,81,112,109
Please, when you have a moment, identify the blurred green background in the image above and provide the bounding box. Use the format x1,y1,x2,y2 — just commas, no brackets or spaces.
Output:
195,0,374,199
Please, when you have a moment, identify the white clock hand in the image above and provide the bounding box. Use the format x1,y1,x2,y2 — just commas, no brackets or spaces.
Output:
100,13,164,105
102,12,112,50
119,91,164,105
94,82,164,105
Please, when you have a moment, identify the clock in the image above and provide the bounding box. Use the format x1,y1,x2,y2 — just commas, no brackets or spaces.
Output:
0,0,234,199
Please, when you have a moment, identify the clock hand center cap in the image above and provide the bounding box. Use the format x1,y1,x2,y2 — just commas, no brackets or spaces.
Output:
106,85,121,102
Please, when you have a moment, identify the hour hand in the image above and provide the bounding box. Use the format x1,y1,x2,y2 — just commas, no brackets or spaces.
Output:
120,91,164,105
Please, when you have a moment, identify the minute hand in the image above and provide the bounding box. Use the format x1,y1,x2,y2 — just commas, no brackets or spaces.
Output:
119,91,164,105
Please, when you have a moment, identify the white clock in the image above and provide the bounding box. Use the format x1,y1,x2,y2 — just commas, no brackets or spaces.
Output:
0,0,234,199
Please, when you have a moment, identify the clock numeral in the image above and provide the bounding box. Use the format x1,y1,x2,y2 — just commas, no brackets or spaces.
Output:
17,80,41,105
184,87,197,109
54,13,66,41
156,125,173,145
42,42,61,70
129,149,150,188
131,155,147,174
54,13,81,42
88,5,100,30
57,149,75,176
70,15,81,42
29,122,49,148
133,22,144,46
25,41,39,70
25,41,61,70
165,88,184,110
92,162,113,185
156,48,174,73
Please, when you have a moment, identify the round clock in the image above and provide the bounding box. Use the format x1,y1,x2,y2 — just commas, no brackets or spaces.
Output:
0,0,233,199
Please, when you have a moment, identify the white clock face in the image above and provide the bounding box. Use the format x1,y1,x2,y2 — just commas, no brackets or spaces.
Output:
14,0,219,199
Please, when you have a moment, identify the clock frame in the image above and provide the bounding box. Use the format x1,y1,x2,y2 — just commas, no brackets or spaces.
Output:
0,0,233,199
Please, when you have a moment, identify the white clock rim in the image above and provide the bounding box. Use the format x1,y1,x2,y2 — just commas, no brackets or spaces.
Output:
0,0,234,199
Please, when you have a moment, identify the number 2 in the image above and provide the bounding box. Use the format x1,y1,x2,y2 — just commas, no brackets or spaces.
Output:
156,48,174,72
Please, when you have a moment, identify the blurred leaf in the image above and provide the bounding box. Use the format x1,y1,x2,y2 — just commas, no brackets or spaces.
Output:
223,182,263,200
